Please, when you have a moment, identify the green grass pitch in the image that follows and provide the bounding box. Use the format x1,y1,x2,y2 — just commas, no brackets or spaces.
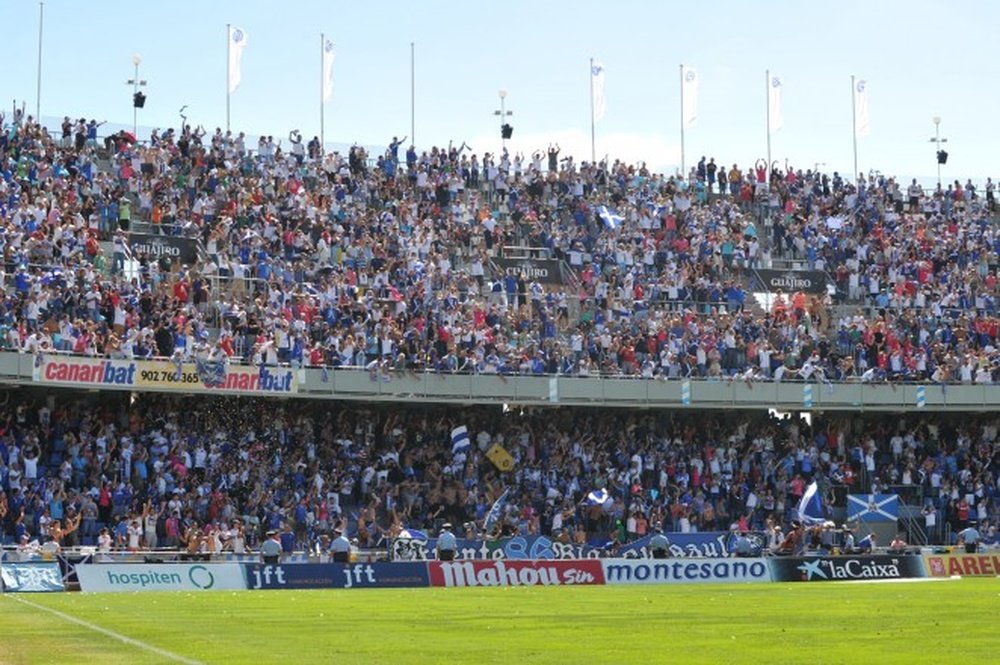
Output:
1,579,996,664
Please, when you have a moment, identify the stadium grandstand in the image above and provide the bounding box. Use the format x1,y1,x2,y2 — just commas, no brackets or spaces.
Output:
0,109,997,564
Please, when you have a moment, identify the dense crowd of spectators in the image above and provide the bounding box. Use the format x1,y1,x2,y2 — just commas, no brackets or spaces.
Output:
2,111,1000,384
0,390,997,553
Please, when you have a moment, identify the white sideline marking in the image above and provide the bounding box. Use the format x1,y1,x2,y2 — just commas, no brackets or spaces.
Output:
7,595,202,665
836,577,959,585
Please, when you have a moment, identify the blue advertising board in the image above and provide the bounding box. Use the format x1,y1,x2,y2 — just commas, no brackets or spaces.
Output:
243,562,430,590
0,562,66,592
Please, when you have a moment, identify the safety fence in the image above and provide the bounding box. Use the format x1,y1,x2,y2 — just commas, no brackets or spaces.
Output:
6,552,995,592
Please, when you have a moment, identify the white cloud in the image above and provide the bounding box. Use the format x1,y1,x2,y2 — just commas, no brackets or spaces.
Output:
463,127,681,174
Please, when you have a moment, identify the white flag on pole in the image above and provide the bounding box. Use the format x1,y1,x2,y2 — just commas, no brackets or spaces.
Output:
768,73,783,133
682,66,699,127
854,79,869,137
228,26,248,95
591,60,606,122
322,38,336,103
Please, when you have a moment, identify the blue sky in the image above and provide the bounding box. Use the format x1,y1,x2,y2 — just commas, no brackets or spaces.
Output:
3,0,997,182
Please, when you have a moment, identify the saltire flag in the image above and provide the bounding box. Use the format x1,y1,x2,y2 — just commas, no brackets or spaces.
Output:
584,488,611,506
597,205,623,230
196,358,227,387
768,73,783,133
847,493,898,522
796,481,826,525
591,60,606,122
682,66,699,127
451,426,472,456
854,79,869,137
483,488,511,532
322,38,336,103
228,26,248,94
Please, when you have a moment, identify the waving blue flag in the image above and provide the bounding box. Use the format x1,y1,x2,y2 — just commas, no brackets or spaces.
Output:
483,488,511,532
797,481,826,525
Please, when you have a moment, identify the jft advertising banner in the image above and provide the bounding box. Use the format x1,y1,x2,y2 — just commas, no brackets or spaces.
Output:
925,553,1000,577
428,560,605,587
76,563,247,592
391,532,750,561
602,558,770,585
769,556,926,582
34,356,297,395
0,562,66,592
244,563,430,590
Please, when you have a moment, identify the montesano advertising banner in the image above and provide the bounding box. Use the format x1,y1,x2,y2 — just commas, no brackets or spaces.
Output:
76,563,247,592
34,355,297,396
769,555,926,582
244,563,430,590
754,269,827,294
602,558,770,585
494,257,567,285
925,553,1000,577
129,233,199,265
428,560,605,587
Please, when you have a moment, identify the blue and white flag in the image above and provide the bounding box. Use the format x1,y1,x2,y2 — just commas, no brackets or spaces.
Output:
228,26,248,95
483,488,511,532
451,426,472,456
584,488,611,507
847,493,899,522
597,206,623,230
196,358,227,387
398,528,428,541
796,481,826,525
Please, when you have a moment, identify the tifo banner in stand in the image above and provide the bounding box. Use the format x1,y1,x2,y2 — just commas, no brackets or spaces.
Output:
244,563,430,590
602,558,770,585
925,553,1000,577
390,532,752,561
754,269,827,294
76,563,246,592
769,555,926,582
34,356,297,395
1,562,65,592
128,233,199,265
493,257,567,285
428,560,604,587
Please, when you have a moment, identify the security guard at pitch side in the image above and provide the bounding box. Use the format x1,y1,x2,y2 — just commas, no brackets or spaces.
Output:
437,523,457,561
331,528,351,563
649,526,670,559
260,530,281,565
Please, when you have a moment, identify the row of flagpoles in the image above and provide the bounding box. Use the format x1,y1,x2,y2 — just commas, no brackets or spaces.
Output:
589,62,871,179
226,25,336,145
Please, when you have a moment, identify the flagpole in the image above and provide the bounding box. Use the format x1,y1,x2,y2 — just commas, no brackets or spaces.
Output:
320,33,325,152
851,75,859,183
36,1,44,121
765,69,771,178
589,57,596,163
226,23,231,133
410,42,416,148
679,63,685,177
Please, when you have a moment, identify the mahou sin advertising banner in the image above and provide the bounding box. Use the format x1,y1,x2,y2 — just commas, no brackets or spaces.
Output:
428,560,605,588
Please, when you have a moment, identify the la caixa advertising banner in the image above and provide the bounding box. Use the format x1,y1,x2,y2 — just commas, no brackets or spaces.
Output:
769,555,926,582
428,560,605,587
244,563,430,590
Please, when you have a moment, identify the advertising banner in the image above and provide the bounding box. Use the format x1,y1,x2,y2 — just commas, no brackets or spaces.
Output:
602,558,770,585
33,356,297,395
390,532,750,562
76,563,246,592
494,257,567,285
754,269,827,294
769,555,926,582
428,560,605,587
0,562,66,592
129,233,199,265
244,563,430,590
925,553,1000,577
